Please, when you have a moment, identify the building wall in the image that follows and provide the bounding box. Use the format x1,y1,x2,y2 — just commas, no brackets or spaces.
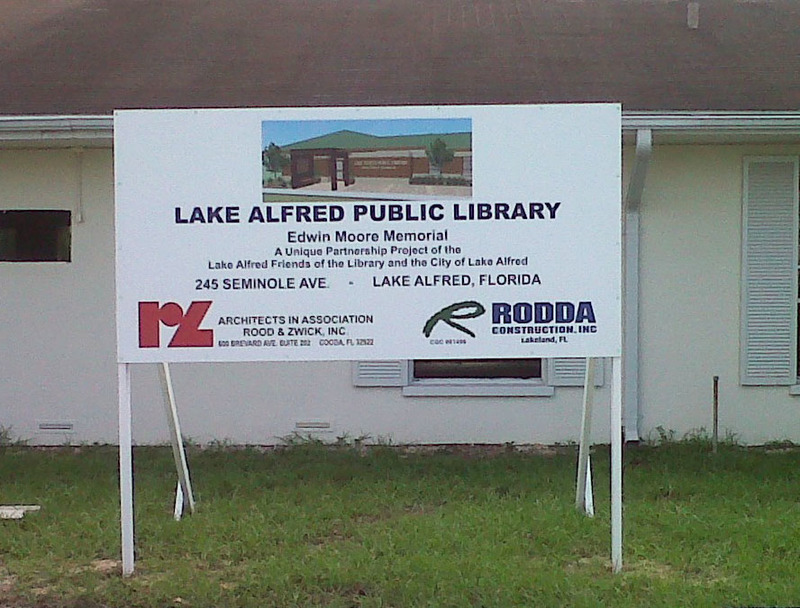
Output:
2,143,800,445
638,143,800,444
0,149,119,443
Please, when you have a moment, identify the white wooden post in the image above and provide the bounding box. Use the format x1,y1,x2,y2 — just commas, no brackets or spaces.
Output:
118,363,135,576
174,481,185,521
611,356,623,572
576,358,596,515
158,363,196,517
584,457,594,517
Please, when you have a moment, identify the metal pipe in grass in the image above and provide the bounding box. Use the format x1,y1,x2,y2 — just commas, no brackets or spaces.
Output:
713,375,719,454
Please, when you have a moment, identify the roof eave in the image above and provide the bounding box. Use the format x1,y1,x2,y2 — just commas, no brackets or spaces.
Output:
0,115,114,147
3,111,800,147
623,111,800,144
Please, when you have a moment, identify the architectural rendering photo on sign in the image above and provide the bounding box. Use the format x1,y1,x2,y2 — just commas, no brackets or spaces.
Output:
261,118,472,197
114,104,621,364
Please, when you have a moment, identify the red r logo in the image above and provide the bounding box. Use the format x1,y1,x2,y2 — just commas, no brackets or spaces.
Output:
138,301,214,348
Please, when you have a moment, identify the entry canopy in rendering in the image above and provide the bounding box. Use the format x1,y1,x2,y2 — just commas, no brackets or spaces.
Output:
113,103,623,576
289,148,354,190
114,104,622,364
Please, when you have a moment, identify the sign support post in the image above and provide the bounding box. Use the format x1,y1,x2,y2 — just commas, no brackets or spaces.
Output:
611,355,623,572
575,357,596,516
157,363,195,518
117,363,135,577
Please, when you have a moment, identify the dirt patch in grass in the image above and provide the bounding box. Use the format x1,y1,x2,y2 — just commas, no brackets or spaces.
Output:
306,524,353,546
0,574,17,594
89,559,120,576
567,556,682,580
623,558,680,580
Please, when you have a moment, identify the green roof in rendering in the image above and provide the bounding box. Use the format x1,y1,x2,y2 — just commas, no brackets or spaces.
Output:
283,130,471,151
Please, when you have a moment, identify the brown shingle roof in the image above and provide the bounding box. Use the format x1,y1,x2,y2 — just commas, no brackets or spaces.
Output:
1,0,798,115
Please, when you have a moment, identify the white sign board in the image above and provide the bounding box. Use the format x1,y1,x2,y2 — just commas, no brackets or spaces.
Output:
114,104,621,363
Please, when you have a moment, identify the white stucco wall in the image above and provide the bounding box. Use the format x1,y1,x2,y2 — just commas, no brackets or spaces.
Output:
0,149,119,443
638,143,800,444
3,143,800,445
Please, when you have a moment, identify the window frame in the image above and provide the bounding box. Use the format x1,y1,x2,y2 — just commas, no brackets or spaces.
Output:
405,357,552,397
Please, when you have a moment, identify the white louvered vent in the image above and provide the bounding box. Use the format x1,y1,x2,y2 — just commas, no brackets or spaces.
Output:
352,360,409,386
294,421,333,433
549,358,605,387
37,420,75,433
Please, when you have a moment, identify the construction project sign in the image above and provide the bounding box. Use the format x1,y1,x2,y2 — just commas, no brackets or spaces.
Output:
114,104,621,363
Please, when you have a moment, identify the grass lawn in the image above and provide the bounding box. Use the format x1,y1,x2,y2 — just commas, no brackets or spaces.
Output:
1,440,800,607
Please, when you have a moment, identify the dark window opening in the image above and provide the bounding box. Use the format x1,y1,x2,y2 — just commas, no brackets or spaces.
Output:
414,358,542,380
0,210,71,262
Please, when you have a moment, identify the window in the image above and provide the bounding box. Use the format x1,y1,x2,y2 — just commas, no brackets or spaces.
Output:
414,358,542,380
408,357,549,396
352,358,600,396
0,210,71,262
407,358,547,396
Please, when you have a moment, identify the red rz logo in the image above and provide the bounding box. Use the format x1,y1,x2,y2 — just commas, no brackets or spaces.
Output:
138,301,214,348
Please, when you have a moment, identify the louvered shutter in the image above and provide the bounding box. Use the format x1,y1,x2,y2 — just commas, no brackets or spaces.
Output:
549,358,604,387
352,361,410,386
741,158,799,385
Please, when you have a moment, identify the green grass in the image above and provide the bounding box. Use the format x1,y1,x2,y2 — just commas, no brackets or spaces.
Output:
2,441,800,607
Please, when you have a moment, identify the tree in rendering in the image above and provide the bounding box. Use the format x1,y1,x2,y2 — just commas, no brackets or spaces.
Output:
263,142,289,173
426,137,455,175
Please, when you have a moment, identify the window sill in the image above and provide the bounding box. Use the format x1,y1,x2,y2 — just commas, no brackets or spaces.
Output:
789,384,800,396
402,381,554,398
